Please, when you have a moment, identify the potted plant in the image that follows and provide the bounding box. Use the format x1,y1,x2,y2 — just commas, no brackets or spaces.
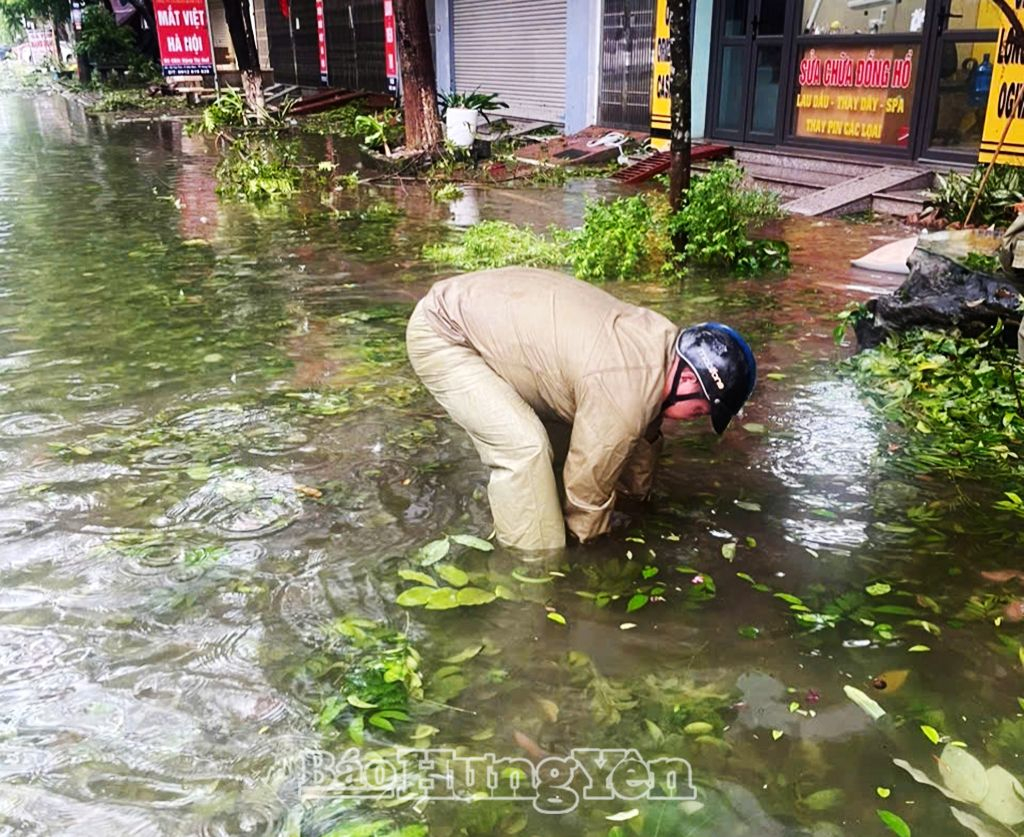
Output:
437,90,508,148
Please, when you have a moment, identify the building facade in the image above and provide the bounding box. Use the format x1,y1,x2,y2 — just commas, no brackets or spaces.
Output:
257,0,999,165
702,0,998,163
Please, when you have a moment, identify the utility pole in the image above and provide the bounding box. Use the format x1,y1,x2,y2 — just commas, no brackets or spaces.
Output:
667,0,692,253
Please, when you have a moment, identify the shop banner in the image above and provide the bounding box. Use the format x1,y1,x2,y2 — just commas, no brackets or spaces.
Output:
316,0,328,85
980,11,1024,165
153,0,214,76
27,26,56,64
383,0,398,94
649,0,671,150
793,45,917,148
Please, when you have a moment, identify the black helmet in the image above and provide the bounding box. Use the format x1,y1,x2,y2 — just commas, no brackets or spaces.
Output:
669,323,756,434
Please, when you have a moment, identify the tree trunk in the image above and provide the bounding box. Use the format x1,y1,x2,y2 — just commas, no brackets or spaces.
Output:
223,0,266,118
50,15,62,66
393,0,443,151
667,0,692,252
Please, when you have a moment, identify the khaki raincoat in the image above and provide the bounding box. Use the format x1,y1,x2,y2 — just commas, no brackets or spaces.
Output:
406,267,678,549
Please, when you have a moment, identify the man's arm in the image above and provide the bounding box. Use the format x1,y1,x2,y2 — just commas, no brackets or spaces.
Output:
562,382,646,543
615,422,663,500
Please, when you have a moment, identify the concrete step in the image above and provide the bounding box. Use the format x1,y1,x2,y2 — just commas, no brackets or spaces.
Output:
739,161,849,188
692,160,820,199
782,166,925,216
732,147,881,179
871,188,928,218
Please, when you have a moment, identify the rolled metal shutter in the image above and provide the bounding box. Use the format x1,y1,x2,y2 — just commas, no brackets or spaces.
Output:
452,0,567,124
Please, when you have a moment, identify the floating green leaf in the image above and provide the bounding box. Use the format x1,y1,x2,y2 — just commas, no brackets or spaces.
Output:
844,684,886,720
626,593,648,612
877,809,911,837
442,644,483,664
801,789,844,810
436,565,469,588
721,542,737,561
397,570,437,587
921,725,941,745
450,533,495,552
424,588,460,610
547,612,567,625
456,587,496,606
866,582,892,596
418,537,451,566
396,586,438,607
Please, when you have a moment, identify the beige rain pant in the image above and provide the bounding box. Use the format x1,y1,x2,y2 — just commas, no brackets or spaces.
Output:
406,303,567,550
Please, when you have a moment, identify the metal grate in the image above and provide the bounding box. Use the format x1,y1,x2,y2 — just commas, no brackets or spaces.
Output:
598,0,655,130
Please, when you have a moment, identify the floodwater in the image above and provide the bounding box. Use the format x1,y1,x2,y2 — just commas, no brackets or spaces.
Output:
1,91,1022,837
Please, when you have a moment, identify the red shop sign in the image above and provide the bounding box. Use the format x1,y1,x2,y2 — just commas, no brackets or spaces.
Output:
383,0,397,93
316,0,328,84
153,0,214,76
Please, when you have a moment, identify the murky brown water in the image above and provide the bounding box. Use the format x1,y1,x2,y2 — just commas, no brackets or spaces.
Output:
1,91,1022,837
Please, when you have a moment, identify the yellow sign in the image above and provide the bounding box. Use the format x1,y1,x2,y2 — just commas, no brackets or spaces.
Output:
981,13,1024,164
650,0,671,151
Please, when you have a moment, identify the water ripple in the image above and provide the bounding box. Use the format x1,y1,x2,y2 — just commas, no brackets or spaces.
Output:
0,412,69,437
66,382,118,402
158,468,303,538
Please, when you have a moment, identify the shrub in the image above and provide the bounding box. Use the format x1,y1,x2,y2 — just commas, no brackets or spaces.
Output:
669,161,788,276
422,220,564,270
560,194,672,282
923,165,1024,227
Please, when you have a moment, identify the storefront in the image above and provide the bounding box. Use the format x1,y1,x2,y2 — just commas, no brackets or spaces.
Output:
705,0,1000,162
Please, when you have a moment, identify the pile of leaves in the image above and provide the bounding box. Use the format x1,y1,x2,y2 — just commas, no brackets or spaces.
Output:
215,134,301,203
845,322,1024,481
421,220,564,271
306,616,423,745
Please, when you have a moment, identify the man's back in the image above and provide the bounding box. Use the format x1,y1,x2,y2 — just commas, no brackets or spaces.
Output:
420,267,677,427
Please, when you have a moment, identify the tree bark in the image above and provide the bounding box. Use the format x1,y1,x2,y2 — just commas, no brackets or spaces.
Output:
667,0,692,252
393,0,442,151
223,0,265,118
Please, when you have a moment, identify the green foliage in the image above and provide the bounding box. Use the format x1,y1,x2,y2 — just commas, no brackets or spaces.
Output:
88,88,184,113
431,182,464,201
438,89,508,118
422,220,565,271
300,103,364,135
845,322,1024,480
215,134,300,204
670,161,789,276
560,194,671,282
961,250,1001,274
76,5,137,66
423,168,788,281
310,617,423,742
833,301,872,344
189,88,246,134
0,0,68,33
923,165,1024,227
355,113,389,151
302,106,403,147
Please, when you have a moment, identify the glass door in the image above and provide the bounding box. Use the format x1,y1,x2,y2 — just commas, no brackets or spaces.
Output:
710,0,788,143
918,0,998,159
